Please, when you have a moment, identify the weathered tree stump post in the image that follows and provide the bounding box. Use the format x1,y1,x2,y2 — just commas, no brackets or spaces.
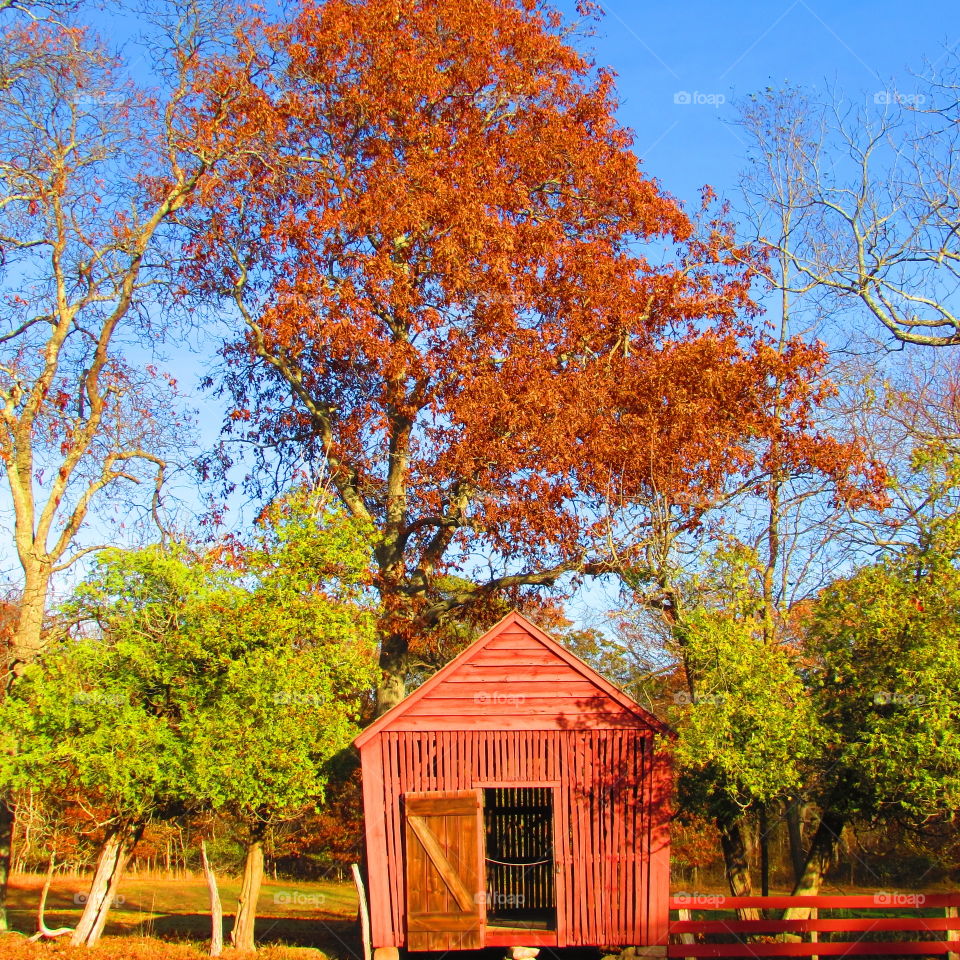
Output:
352,863,372,960
200,841,223,957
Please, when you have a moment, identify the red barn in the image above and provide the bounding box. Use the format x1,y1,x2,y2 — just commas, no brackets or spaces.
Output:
355,611,672,956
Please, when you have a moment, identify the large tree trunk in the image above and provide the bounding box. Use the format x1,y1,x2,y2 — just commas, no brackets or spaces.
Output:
71,821,144,947
1,564,51,931
0,798,12,933
758,801,770,898
782,805,847,920
230,833,265,952
201,840,223,957
717,812,761,921
10,562,52,674
375,632,408,716
786,798,806,885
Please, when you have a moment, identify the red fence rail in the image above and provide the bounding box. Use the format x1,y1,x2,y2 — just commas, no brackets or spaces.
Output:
668,894,960,958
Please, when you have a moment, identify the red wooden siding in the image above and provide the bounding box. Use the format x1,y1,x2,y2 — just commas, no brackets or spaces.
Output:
362,727,670,948
389,622,653,731
356,612,672,952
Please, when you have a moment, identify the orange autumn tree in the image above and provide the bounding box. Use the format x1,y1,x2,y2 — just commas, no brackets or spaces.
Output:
187,0,835,712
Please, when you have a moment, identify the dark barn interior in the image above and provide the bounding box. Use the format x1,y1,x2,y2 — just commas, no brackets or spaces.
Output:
483,787,556,931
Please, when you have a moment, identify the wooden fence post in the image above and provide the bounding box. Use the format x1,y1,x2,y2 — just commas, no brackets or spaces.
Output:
809,906,818,960
946,904,958,960
677,907,696,960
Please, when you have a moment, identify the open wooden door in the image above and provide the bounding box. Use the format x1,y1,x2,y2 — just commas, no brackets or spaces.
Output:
404,790,485,951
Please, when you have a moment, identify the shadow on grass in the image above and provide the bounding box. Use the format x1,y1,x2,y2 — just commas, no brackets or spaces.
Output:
5,907,363,958
8,884,602,960
134,913,363,957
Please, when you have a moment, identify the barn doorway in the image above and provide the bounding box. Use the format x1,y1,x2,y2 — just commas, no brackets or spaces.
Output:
483,787,556,931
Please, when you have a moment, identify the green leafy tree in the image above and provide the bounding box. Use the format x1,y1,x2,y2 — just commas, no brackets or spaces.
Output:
0,488,377,948
0,590,199,947
791,528,960,902
189,488,378,952
673,607,822,810
663,547,824,906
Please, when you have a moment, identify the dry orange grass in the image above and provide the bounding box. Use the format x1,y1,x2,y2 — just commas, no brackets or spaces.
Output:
4,875,360,958
0,936,327,959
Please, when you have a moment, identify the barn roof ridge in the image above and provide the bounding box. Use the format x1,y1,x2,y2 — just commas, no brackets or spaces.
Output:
354,609,669,747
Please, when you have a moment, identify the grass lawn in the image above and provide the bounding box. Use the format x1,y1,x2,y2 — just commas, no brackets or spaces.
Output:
3,873,361,958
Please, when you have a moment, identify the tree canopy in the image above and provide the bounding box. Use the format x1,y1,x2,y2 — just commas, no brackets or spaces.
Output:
182,0,853,711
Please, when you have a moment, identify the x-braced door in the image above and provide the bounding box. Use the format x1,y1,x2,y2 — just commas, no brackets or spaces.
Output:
404,790,485,950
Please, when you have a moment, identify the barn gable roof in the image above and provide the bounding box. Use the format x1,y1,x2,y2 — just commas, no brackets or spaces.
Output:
354,611,668,746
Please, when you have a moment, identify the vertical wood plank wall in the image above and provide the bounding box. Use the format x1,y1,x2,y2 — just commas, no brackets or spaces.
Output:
362,728,670,949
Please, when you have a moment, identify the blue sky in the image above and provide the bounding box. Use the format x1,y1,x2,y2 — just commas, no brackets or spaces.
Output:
554,0,956,210
549,0,959,628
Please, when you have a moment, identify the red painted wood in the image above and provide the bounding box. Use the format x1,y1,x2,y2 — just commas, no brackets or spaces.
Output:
386,733,406,944
355,612,668,748
648,747,672,947
617,734,631,944
666,944,960,958
393,709,643,732
404,790,485,951
445,666,587,682
609,729,621,942
484,930,559,947
667,893,960,959
621,732,636,944
409,698,620,714
670,894,960,909
484,634,550,649
588,729,602,943
584,730,599,945
359,741,393,947
551,770,569,943
635,734,650,946
446,673,593,689
616,730,630,944
673,917,960,933
459,650,563,666
455,730,465,792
